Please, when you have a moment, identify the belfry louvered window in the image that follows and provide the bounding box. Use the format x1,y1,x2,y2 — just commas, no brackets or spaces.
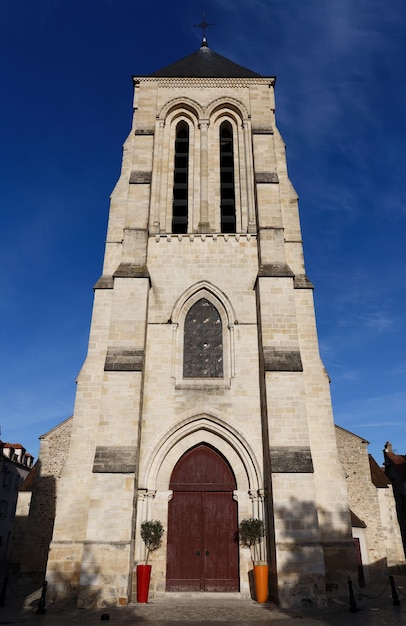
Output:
220,121,236,233
172,121,189,233
183,298,223,378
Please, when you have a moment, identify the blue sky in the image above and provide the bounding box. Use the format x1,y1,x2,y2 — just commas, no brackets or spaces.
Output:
1,0,405,465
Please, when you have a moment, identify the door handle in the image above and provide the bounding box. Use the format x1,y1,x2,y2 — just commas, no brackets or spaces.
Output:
196,551,201,556
205,551,209,556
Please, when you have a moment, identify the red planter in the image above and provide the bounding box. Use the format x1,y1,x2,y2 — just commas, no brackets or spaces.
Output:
136,564,152,603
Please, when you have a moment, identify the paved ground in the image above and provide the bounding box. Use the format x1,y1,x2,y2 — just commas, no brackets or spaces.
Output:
1,579,405,625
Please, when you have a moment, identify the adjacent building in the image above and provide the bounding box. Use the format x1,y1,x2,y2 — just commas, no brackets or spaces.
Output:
335,427,405,585
0,441,33,585
8,418,72,583
384,442,406,556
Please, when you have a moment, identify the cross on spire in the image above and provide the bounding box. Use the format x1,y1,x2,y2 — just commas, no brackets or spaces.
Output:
194,13,214,46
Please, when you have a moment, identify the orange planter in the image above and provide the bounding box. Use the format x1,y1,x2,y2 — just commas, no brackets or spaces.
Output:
253,564,269,603
136,564,152,603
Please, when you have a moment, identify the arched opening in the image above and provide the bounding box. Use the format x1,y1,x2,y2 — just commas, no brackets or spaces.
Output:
166,444,239,591
219,121,236,233
172,120,189,233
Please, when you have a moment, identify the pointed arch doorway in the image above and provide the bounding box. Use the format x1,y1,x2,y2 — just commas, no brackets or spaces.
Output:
166,444,239,592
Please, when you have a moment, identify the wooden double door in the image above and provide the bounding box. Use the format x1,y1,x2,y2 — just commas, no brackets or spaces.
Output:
166,445,239,592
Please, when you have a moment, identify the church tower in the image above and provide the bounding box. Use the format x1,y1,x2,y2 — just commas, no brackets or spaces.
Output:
46,35,356,608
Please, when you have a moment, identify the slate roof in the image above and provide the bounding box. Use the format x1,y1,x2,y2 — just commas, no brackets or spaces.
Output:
149,40,263,79
350,509,367,528
19,462,38,491
368,454,390,488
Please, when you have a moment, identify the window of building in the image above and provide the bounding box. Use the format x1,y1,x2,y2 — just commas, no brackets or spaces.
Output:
172,121,189,233
219,121,236,233
183,298,223,378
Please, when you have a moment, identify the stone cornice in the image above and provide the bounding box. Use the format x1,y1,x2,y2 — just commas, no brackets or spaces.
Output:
93,446,137,473
153,233,257,243
104,349,144,371
133,76,275,89
113,264,150,278
93,275,114,290
258,263,294,278
270,447,314,473
263,348,303,372
293,274,314,289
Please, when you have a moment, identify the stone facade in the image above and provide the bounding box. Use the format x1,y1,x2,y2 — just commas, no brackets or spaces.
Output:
0,442,33,585
384,442,406,557
9,417,73,582
45,41,357,609
335,426,405,582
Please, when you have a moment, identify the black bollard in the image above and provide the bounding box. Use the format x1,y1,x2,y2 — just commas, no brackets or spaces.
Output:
348,578,358,613
36,580,48,615
389,575,401,606
0,576,8,607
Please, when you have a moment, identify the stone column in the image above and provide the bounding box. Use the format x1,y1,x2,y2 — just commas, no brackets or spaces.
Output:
153,120,165,233
249,489,267,562
243,120,256,233
198,119,210,232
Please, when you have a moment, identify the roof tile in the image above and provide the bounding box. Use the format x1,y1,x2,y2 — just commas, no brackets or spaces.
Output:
148,44,263,78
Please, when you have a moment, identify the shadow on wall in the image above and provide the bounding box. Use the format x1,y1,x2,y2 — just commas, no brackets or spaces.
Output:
264,496,404,611
1,562,105,615
7,488,402,612
49,563,104,610
267,496,358,607
8,460,56,587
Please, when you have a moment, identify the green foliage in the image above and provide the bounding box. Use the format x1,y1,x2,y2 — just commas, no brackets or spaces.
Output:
238,518,265,563
140,520,164,565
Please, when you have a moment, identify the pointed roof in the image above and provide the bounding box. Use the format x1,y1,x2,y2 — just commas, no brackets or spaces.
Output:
368,454,390,488
149,41,263,79
350,509,367,528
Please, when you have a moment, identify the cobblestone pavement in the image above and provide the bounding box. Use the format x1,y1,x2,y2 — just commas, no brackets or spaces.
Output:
1,581,405,625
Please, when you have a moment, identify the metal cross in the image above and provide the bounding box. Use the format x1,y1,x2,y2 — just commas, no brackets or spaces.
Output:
194,13,214,38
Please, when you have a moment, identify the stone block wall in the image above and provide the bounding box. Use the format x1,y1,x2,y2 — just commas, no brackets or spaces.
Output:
335,425,402,580
11,417,73,582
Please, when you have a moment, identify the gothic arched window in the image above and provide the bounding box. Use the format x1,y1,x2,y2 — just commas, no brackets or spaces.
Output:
219,121,236,233
172,121,189,233
183,298,223,378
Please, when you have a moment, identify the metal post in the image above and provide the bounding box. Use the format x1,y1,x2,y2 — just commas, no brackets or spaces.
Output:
0,576,7,606
389,575,401,606
36,580,47,614
348,578,358,613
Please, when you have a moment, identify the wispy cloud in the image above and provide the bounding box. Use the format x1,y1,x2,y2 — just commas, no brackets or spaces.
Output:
335,389,406,422
356,313,394,333
241,1,405,145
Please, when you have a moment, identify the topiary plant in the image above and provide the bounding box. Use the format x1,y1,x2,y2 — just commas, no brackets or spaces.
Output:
140,520,164,565
238,518,265,564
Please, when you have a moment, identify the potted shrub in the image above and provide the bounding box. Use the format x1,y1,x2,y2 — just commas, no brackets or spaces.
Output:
239,517,268,603
137,520,164,603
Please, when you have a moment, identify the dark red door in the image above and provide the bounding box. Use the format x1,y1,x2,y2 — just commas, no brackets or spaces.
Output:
166,445,239,592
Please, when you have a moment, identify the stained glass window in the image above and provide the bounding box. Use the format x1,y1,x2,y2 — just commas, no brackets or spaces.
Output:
183,298,223,378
